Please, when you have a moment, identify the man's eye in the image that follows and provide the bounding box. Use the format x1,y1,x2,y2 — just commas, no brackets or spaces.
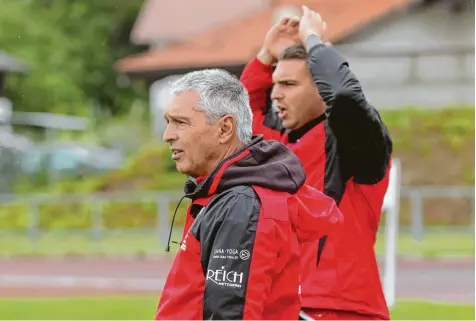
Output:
173,119,188,127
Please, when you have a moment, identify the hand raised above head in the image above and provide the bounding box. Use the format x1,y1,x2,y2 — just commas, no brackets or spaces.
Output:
299,5,327,42
258,16,301,65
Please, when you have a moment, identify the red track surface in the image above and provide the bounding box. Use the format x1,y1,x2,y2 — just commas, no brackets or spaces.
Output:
0,256,474,303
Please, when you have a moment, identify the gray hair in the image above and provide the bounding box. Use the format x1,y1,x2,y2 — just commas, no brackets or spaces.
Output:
170,69,253,144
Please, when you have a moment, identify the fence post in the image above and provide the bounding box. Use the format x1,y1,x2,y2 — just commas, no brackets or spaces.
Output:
410,190,424,242
27,203,39,253
471,193,475,231
407,54,419,83
91,199,104,253
157,196,170,249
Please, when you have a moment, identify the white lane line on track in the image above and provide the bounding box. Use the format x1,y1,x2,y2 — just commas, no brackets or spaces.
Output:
0,275,165,291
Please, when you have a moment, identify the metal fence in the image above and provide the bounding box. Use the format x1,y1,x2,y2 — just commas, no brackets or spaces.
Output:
400,185,475,240
0,186,473,255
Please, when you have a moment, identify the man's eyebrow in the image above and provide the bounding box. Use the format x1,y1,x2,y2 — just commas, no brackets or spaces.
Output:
164,113,190,122
274,78,298,84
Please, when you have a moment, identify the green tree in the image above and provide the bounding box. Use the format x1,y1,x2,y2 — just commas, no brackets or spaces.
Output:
0,0,147,116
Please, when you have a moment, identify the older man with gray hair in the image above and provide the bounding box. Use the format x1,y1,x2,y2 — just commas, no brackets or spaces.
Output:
155,69,342,320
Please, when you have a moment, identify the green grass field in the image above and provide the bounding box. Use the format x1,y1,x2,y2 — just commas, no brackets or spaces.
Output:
374,230,474,258
0,229,473,258
0,296,473,320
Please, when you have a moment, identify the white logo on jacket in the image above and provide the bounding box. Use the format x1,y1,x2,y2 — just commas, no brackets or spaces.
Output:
239,249,250,260
212,248,251,260
206,266,244,288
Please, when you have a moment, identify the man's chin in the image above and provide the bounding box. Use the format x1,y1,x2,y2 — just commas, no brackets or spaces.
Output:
175,162,193,176
282,119,297,130
175,161,186,173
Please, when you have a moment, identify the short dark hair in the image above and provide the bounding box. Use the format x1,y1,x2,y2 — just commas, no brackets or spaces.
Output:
279,44,308,60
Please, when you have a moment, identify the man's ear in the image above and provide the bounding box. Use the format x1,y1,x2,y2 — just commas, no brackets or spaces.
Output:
217,115,235,144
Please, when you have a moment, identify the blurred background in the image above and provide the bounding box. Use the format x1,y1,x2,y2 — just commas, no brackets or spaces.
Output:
0,0,474,319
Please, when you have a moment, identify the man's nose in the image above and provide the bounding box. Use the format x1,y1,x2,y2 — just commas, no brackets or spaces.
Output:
162,124,177,143
270,85,283,100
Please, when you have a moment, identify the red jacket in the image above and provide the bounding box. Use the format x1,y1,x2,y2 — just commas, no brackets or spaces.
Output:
156,137,343,320
240,35,393,319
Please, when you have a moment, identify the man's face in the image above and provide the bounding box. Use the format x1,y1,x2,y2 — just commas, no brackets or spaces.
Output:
271,59,324,129
163,91,221,178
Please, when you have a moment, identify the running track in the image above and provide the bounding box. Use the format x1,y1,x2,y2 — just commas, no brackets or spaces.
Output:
0,257,473,303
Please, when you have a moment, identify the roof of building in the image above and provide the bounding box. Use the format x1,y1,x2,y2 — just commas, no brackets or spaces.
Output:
130,0,268,45
116,0,414,74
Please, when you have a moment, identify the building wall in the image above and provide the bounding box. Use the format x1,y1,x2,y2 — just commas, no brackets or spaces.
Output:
149,75,183,136
334,2,474,108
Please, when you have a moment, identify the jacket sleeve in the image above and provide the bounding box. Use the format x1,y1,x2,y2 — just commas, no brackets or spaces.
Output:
200,189,282,320
291,184,343,243
240,58,283,141
306,35,393,184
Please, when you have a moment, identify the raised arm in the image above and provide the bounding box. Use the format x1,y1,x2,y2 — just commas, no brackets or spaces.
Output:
240,17,302,141
299,6,392,184
240,56,282,140
199,190,283,320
